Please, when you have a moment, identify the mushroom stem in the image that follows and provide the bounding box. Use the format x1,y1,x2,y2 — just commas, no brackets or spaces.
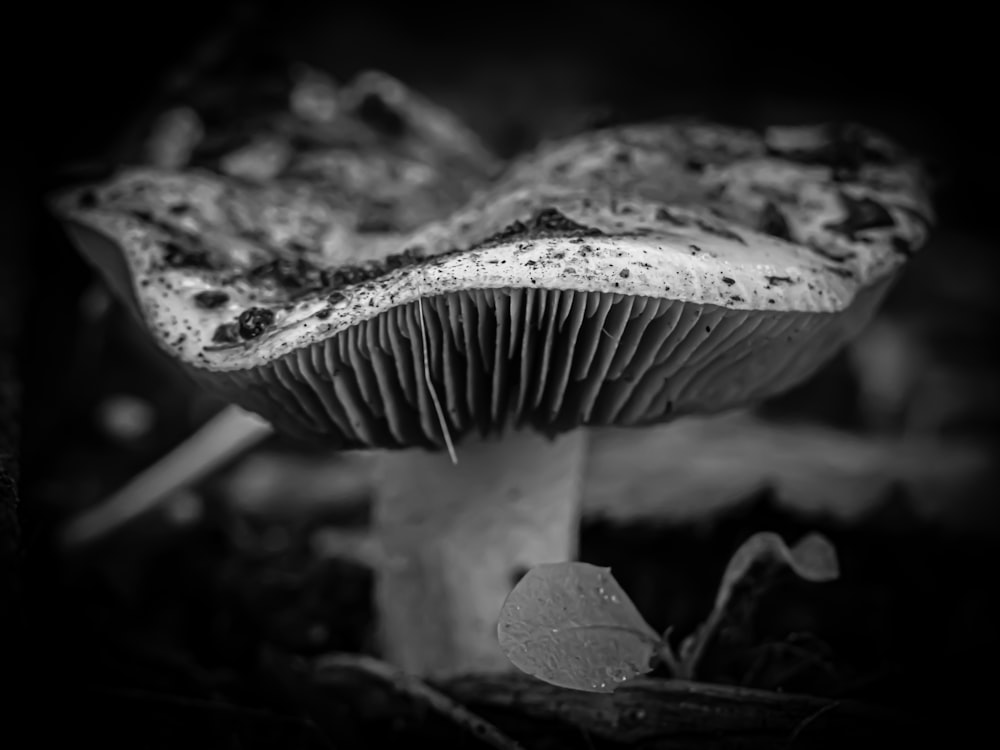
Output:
371,428,588,678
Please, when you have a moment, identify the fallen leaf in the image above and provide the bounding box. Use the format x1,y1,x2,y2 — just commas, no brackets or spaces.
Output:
715,532,839,612
677,532,840,678
497,562,660,693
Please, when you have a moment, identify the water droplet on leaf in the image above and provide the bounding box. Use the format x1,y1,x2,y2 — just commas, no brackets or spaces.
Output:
497,562,662,693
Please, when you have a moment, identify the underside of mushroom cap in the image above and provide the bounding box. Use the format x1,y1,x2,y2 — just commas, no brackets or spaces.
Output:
54,76,933,449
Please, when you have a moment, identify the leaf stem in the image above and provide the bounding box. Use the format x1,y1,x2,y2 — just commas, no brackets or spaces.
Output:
678,607,724,680
655,639,683,678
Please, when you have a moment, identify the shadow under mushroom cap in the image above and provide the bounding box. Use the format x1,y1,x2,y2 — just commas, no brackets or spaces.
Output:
53,90,934,449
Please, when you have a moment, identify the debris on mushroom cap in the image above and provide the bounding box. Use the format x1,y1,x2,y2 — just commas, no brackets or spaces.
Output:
145,106,204,169
54,88,934,448
178,67,500,190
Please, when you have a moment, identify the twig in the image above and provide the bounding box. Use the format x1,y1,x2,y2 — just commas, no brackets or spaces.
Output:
314,654,526,750
443,673,916,746
60,405,273,548
417,290,457,465
787,701,842,746
654,626,684,678
584,413,997,528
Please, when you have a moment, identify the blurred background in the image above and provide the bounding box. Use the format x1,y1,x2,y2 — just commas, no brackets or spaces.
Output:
7,1,998,746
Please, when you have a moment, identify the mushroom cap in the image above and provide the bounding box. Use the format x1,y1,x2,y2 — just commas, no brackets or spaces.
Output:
54,75,933,448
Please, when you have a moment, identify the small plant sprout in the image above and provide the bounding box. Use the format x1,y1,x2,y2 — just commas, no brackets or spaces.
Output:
497,531,840,692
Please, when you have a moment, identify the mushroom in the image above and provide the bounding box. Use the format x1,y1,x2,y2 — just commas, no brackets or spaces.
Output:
52,74,933,678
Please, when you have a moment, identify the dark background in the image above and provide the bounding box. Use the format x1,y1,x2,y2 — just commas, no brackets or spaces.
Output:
28,2,995,229
8,2,998,746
